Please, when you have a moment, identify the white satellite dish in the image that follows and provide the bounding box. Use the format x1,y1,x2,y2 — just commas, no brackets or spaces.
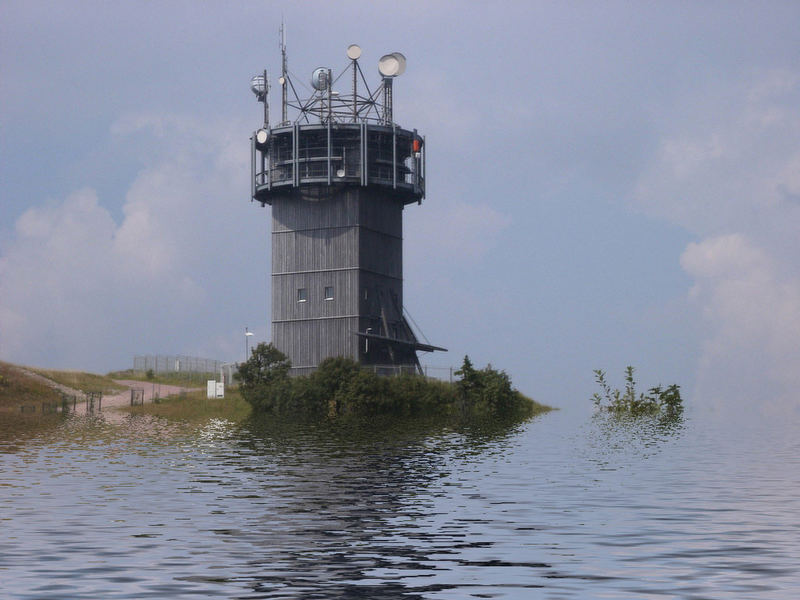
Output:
336,168,346,177
393,53,406,75
311,67,329,91
256,129,268,145
378,52,406,77
346,44,362,60
250,74,267,97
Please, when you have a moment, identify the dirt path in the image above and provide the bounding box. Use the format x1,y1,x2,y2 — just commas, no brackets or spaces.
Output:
9,365,200,414
105,380,200,409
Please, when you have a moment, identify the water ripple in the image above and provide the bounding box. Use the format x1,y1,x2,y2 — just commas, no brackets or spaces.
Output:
1,408,798,598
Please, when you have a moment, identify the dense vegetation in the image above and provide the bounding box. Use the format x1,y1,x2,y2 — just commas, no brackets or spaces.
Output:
592,366,683,416
238,343,549,420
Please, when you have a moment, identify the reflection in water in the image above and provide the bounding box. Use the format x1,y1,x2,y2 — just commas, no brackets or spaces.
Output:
0,413,64,453
196,415,530,599
587,409,686,461
1,406,798,599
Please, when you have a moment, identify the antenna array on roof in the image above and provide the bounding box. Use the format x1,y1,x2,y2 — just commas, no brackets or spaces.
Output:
250,31,408,127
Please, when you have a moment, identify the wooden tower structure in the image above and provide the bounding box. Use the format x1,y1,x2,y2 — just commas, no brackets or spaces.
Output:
250,37,445,375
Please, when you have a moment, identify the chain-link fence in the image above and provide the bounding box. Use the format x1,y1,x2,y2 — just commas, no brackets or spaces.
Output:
134,355,219,375
133,356,454,385
132,355,238,385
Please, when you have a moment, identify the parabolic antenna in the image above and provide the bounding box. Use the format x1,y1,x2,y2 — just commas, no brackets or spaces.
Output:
378,52,406,77
311,67,329,91
255,129,268,145
346,44,362,60
250,74,267,97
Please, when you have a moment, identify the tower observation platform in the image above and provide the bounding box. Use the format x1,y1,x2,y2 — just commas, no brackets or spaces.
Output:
250,38,445,375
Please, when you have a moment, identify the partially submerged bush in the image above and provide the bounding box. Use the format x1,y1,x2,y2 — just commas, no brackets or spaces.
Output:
455,356,534,415
592,366,683,416
237,344,547,420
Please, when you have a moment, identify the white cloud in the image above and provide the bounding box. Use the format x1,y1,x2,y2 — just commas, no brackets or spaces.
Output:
635,68,800,238
681,235,800,412
1,188,121,366
635,69,800,413
0,113,259,371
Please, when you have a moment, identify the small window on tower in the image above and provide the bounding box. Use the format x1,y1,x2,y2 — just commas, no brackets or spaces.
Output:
324,286,334,301
297,288,307,302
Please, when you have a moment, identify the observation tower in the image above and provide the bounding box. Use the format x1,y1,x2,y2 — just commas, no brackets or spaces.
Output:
249,35,445,375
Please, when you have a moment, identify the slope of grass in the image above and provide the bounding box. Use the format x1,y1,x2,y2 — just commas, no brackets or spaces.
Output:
0,362,62,409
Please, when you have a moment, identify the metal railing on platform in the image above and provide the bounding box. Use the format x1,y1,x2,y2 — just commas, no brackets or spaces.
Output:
362,364,455,382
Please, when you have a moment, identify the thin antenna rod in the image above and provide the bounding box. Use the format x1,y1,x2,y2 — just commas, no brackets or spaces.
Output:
352,57,358,122
280,22,288,125
264,69,269,129
327,68,332,123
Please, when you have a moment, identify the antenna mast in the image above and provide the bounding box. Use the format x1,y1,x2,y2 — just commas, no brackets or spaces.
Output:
348,45,359,122
280,23,288,125
377,53,405,126
262,69,269,128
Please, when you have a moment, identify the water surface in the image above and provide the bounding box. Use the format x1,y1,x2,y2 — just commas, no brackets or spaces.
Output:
1,404,798,599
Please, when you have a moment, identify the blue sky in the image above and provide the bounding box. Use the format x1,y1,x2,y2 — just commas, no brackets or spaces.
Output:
2,1,799,413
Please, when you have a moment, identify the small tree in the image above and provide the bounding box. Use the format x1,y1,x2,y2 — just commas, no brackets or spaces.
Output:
477,364,515,412
455,355,480,398
237,343,291,409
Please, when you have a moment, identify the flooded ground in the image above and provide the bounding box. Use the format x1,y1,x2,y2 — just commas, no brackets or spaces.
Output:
1,402,798,599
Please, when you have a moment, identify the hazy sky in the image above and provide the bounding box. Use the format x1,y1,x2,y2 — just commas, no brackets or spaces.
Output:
1,1,798,413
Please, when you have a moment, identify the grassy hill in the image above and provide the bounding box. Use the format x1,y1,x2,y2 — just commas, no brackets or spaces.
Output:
0,362,125,412
0,362,63,410
28,368,126,395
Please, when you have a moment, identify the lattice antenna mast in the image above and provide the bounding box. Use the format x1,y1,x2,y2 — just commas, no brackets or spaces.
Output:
350,45,358,120
377,52,405,125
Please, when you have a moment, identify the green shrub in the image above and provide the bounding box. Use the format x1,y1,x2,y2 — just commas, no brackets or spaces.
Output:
592,366,683,416
237,346,548,420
